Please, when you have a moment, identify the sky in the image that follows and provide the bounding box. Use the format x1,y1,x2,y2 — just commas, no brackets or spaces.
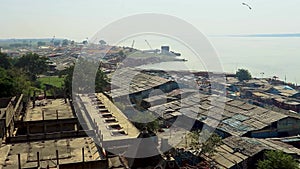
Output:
0,0,300,41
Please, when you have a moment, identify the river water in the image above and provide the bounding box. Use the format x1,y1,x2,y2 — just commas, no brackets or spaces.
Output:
136,37,300,84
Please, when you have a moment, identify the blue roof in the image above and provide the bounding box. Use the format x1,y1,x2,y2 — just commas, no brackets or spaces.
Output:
284,85,294,90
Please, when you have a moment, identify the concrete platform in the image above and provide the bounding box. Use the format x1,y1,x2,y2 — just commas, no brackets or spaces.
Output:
25,99,74,121
0,137,105,169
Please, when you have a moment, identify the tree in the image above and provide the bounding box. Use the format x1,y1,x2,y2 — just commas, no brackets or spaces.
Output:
0,68,31,97
15,53,49,81
82,40,88,45
53,41,61,46
0,68,16,97
118,50,124,56
62,65,74,97
257,150,298,169
7,68,32,97
0,52,12,69
95,69,109,92
0,53,33,97
62,59,109,96
200,131,222,157
62,39,69,46
189,130,222,157
131,112,160,132
37,41,46,47
99,40,107,46
236,68,252,81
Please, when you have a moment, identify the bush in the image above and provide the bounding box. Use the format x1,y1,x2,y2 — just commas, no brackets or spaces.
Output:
236,68,252,81
257,150,298,169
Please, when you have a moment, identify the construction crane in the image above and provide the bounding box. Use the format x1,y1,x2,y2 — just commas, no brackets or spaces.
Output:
129,40,135,52
145,40,153,50
143,39,160,54
242,2,252,10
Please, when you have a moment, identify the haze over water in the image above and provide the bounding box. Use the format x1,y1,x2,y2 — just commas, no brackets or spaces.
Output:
136,36,300,85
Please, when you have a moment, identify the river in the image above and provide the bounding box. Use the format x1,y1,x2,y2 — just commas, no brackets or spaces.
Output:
135,37,300,84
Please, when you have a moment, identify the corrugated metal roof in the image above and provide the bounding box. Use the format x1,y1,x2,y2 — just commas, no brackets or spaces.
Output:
109,68,171,98
148,92,296,136
202,136,300,169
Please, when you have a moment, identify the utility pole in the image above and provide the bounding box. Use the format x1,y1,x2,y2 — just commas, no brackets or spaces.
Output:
285,75,287,84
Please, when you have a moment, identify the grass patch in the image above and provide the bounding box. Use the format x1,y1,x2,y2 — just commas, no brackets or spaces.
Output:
38,76,64,89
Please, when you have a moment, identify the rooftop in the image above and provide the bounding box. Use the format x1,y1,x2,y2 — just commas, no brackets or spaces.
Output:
0,137,104,169
202,136,300,169
76,93,140,141
108,68,171,98
25,99,74,121
149,93,294,136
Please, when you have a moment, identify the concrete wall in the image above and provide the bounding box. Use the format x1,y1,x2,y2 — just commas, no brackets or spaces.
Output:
7,130,91,143
0,95,24,140
59,160,108,169
15,118,78,135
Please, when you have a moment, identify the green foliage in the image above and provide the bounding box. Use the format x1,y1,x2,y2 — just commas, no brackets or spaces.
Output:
131,112,160,132
9,43,29,48
37,41,46,47
62,59,109,96
15,53,49,81
62,65,74,96
82,40,88,45
99,40,107,45
8,68,32,96
0,52,48,98
118,50,124,56
0,68,16,97
62,39,69,46
0,52,12,69
53,41,61,46
236,68,252,81
38,76,64,89
201,132,222,156
0,67,31,97
95,70,109,92
257,150,298,169
189,130,222,157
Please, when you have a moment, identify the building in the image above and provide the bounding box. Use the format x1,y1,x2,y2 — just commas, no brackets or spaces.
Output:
8,98,81,143
0,137,107,169
241,87,300,113
73,93,140,155
148,93,300,138
161,46,170,55
141,89,196,109
0,95,24,143
107,68,179,105
266,85,299,97
0,95,113,169
201,136,300,169
73,93,176,168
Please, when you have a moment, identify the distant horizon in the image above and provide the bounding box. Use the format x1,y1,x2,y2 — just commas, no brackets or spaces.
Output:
1,33,300,42
224,33,300,38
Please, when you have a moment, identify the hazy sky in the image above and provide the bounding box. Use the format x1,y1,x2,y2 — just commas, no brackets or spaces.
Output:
1,0,299,41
